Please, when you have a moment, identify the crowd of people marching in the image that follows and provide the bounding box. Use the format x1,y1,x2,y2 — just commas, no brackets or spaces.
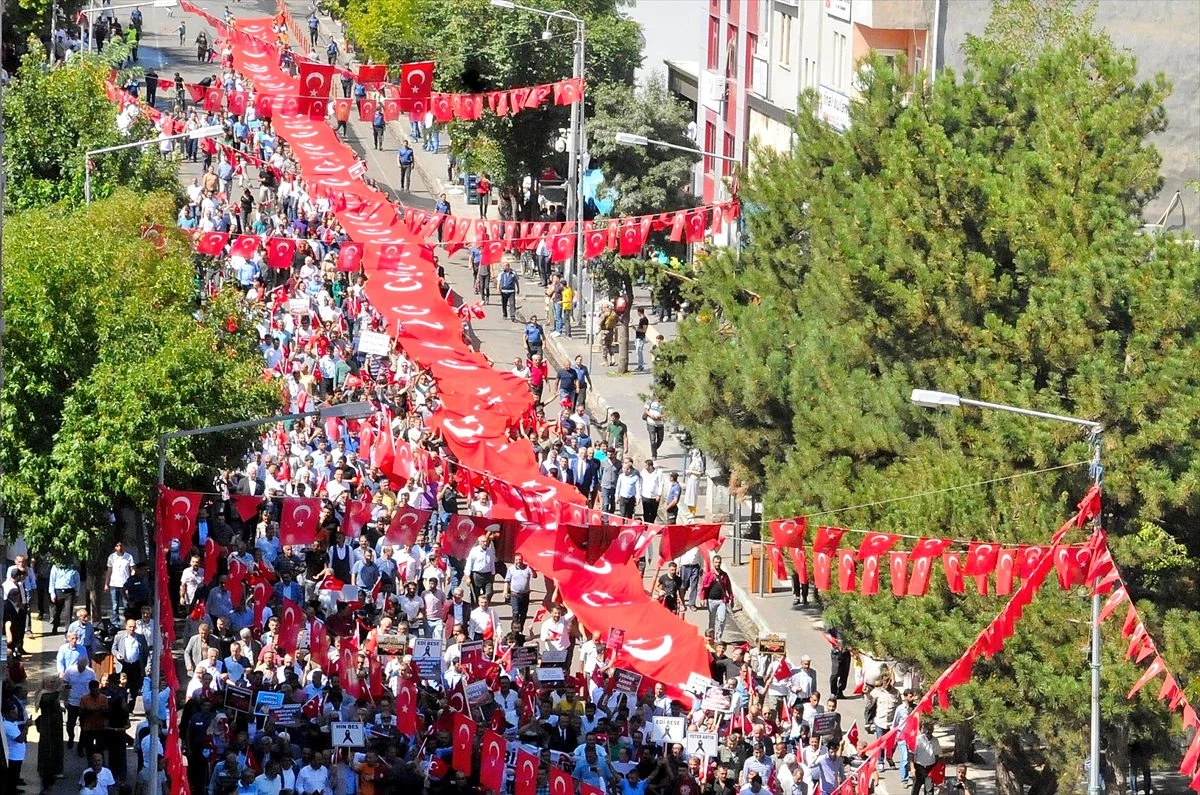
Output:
0,10,972,795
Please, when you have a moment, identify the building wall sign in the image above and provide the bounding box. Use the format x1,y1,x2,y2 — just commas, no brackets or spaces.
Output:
826,0,851,23
818,85,851,131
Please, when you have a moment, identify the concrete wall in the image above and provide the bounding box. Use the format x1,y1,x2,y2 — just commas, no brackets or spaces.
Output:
939,0,1200,234
627,0,709,87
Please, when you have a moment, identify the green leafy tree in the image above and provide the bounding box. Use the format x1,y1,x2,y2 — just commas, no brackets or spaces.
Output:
3,44,179,210
343,0,642,189
656,15,1200,795
1,190,278,571
584,77,699,371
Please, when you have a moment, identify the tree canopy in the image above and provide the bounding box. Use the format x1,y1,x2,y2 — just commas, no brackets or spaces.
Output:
341,0,642,187
0,190,278,561
656,16,1200,793
3,45,179,210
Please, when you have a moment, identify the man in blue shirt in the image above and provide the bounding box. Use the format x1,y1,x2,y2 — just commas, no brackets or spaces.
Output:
67,608,97,659
372,108,385,150
498,260,520,320
56,631,90,676
49,561,80,634
397,141,415,191
524,316,545,357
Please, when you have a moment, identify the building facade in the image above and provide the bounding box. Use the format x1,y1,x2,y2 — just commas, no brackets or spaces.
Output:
682,0,1198,234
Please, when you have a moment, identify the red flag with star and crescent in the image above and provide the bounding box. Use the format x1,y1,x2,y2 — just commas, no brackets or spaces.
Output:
279,497,321,547
452,713,476,774
298,62,337,98
157,486,203,547
266,237,297,269
479,729,507,792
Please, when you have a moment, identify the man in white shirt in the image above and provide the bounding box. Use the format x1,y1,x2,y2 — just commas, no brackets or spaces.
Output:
105,542,135,620
539,604,575,665
462,534,496,605
639,460,664,523
788,655,819,703
615,460,640,519
468,594,500,641
295,750,332,795
79,753,116,792
911,722,942,795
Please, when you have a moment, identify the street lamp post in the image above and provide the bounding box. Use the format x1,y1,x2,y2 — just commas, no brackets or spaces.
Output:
150,401,375,794
910,388,1104,795
85,124,224,204
490,0,586,324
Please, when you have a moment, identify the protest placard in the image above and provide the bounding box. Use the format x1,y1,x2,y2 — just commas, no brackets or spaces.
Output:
269,704,305,727
649,716,686,744
812,712,840,737
466,680,492,705
332,721,366,747
758,632,787,656
413,638,443,680
536,667,565,685
684,673,719,697
357,330,391,356
684,731,718,758
613,668,643,695
223,685,253,714
701,686,733,713
510,646,538,670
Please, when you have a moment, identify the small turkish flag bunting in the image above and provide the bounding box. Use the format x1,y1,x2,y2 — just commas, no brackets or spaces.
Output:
195,231,229,256
554,77,584,105
770,517,807,548
266,237,297,269
229,234,259,259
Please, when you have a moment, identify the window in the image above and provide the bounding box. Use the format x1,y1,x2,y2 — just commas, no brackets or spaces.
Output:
777,14,792,69
726,25,739,79
708,16,720,70
829,31,848,89
723,132,736,177
705,122,717,174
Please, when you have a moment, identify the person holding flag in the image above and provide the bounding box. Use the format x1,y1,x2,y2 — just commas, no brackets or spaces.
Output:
468,593,500,641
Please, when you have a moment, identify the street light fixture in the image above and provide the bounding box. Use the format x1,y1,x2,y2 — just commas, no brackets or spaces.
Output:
910,388,1103,795
149,400,375,793
85,125,224,204
613,130,741,163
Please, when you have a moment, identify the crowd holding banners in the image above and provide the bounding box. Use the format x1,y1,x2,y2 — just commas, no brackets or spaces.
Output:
96,5,1195,795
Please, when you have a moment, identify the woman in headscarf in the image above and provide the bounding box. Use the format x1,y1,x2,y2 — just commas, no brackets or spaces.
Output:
34,690,64,790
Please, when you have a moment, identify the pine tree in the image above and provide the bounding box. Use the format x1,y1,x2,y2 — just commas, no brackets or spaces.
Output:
658,19,1200,794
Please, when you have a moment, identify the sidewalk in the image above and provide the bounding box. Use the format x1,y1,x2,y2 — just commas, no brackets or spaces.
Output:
18,613,111,794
